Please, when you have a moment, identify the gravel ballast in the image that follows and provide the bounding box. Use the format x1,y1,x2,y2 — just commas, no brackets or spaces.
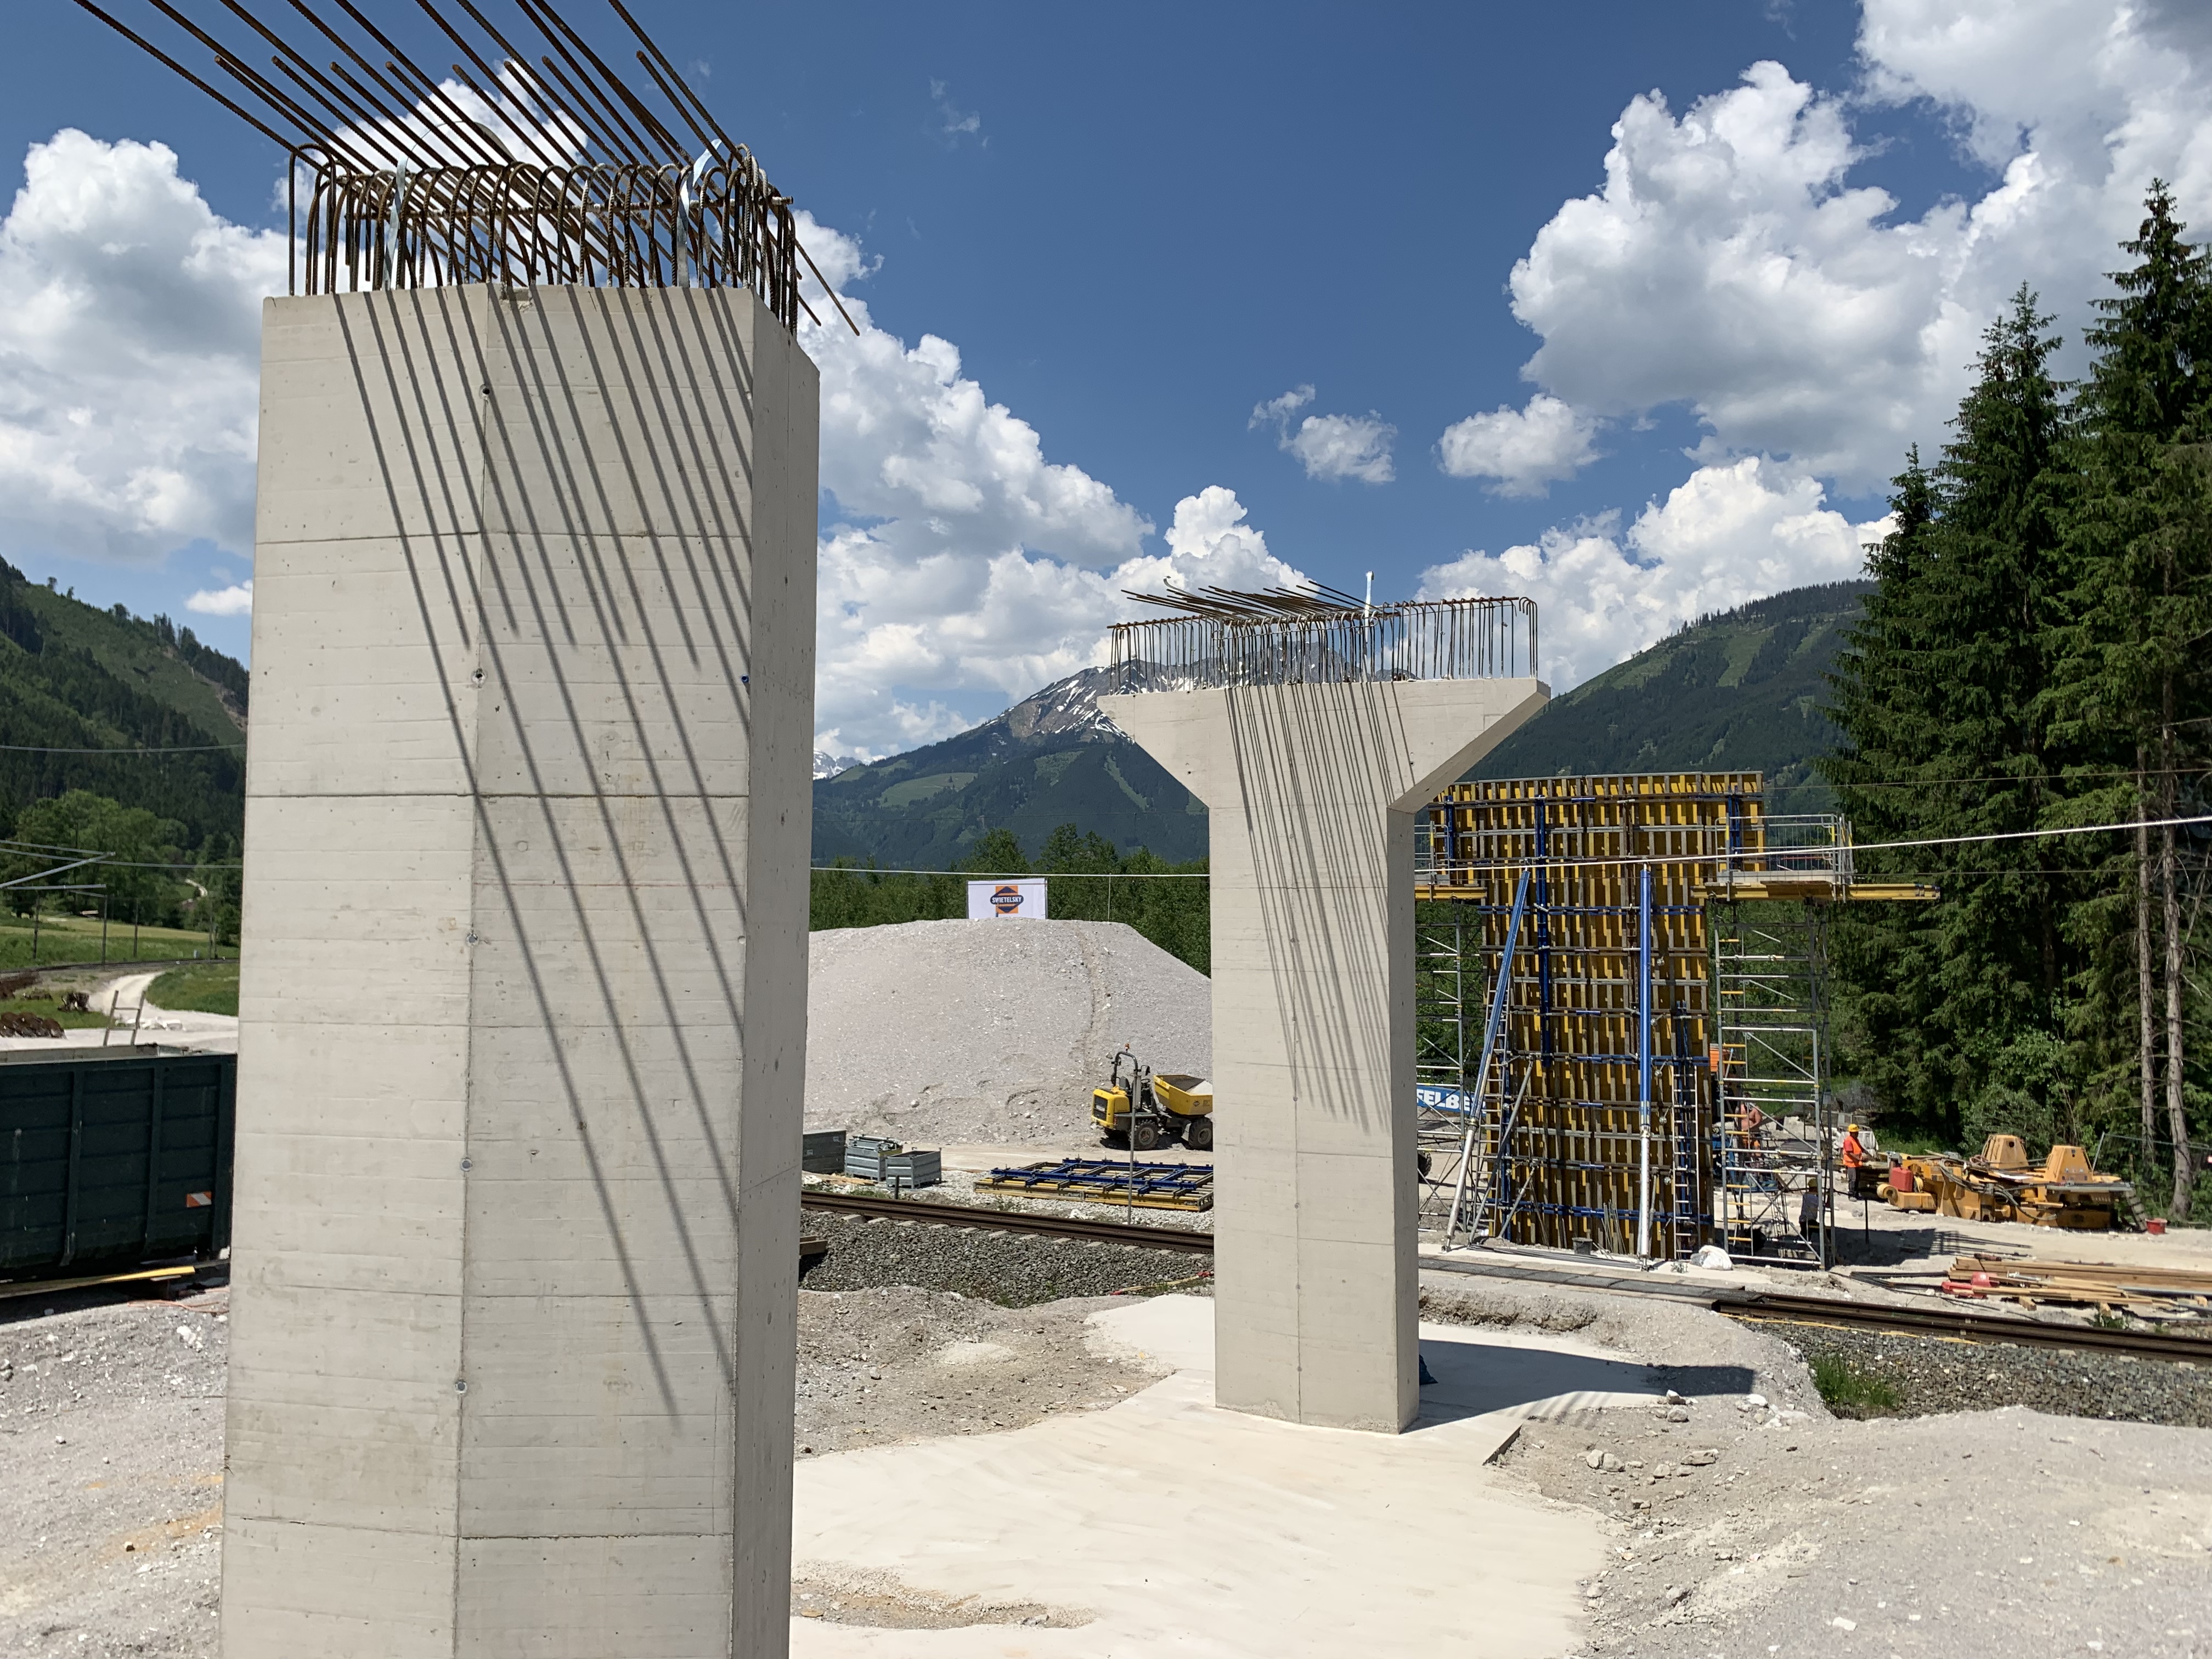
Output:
805,918,1211,1147
801,1209,1210,1305
1767,1321,2212,1426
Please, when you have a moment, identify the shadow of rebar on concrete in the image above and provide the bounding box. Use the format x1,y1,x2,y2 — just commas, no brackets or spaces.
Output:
242,278,815,1595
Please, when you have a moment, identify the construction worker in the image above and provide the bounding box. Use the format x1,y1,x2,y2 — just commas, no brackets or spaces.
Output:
1841,1124,1867,1170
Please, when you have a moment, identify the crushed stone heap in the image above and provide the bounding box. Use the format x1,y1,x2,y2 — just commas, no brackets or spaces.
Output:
805,918,1211,1147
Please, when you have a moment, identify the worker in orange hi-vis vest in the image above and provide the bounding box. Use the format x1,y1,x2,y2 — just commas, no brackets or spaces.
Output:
1840,1124,1867,1170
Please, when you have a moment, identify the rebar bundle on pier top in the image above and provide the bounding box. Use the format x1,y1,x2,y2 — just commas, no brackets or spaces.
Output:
1108,585,1538,694
71,0,856,330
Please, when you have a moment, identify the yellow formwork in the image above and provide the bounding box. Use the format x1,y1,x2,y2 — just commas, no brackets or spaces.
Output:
1417,774,1765,1255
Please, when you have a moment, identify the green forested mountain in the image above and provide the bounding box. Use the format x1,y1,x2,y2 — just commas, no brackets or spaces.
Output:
1469,581,1871,809
0,559,247,844
815,584,1875,867
812,667,1208,866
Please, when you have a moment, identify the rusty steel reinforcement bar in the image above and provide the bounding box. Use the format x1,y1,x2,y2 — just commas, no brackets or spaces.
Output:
799,1190,1216,1256
1419,1250,2212,1366
69,0,850,327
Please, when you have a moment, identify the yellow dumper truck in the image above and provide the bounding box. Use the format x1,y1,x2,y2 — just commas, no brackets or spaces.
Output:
1091,1046,1214,1152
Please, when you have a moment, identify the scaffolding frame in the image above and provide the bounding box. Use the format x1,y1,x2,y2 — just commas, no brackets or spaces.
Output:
1415,777,1890,1261
1415,775,1750,1254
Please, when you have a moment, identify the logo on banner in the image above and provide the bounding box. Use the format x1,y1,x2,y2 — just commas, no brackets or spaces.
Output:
990,884,1025,915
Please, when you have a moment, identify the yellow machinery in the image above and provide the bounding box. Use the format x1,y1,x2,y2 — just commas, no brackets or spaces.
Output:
1091,1047,1213,1152
1880,1135,2132,1229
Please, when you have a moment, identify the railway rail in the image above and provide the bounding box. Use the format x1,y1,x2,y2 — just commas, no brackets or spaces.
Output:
805,1189,2212,1365
799,1189,1216,1256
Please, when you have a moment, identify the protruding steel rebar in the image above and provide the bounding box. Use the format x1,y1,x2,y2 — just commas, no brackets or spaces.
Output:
69,0,856,331
1109,589,1539,693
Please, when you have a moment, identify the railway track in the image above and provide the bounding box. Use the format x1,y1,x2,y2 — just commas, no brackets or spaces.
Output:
799,1189,1216,1256
1717,1286,2212,1364
805,1190,2211,1364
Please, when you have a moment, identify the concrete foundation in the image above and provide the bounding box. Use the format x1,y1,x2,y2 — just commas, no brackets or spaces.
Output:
224,285,817,1656
1100,678,1545,1430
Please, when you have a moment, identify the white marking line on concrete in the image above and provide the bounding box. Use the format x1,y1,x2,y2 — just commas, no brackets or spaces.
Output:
791,1294,1613,1656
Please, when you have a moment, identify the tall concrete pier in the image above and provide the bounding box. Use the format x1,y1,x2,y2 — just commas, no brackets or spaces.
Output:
224,283,817,1655
1103,664,1544,1430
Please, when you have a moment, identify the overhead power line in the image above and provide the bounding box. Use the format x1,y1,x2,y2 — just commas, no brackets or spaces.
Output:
0,741,244,754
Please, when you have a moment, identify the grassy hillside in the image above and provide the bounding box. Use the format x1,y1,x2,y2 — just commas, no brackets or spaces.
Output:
813,667,1208,866
1470,581,1871,809
0,561,246,843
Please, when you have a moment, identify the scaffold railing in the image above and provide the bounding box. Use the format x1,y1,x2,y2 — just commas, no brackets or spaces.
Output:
1110,592,1536,695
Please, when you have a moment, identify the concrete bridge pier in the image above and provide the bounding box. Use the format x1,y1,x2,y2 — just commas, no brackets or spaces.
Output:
1102,676,1545,1431
223,283,816,1657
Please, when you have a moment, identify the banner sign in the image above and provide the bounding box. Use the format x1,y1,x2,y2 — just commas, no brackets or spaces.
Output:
1415,1085,1476,1115
967,878,1048,920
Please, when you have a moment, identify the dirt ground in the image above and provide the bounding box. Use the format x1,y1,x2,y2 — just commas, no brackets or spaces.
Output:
0,1278,1167,1656
1421,1276,2212,1659
3,1262,2208,1657
0,1286,227,1658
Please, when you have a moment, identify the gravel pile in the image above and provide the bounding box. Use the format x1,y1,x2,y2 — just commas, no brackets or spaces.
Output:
800,1210,1210,1306
1772,1323,2212,1427
806,919,1211,1147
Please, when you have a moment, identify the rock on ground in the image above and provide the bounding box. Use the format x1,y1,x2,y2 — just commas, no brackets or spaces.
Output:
793,1285,1169,1459
801,1210,1211,1306
1423,1275,2212,1659
805,918,1211,1147
0,1288,228,1658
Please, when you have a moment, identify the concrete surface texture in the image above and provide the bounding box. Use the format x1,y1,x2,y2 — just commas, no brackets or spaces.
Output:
227,284,817,1657
1101,677,1546,1431
788,1293,1608,1656
805,918,1210,1146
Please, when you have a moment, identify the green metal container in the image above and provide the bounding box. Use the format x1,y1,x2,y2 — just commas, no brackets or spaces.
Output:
0,1048,235,1279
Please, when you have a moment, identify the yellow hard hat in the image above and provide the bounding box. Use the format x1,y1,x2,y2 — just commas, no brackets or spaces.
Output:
1847,1124,1861,1133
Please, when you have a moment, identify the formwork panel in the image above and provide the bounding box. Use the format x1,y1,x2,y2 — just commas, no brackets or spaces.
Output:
1415,773,1763,1256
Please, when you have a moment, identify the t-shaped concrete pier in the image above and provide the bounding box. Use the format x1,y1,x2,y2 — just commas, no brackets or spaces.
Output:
223,284,816,1656
1101,675,1545,1430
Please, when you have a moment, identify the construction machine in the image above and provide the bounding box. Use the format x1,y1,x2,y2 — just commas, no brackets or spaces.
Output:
1879,1134,2133,1230
1091,1046,1214,1152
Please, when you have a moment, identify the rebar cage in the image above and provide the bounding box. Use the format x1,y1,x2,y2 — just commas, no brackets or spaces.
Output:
290,150,800,315
76,0,821,328
1109,595,1537,694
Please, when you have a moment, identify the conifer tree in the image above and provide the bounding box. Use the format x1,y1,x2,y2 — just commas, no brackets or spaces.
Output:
1827,291,2076,1144
2051,184,2212,1217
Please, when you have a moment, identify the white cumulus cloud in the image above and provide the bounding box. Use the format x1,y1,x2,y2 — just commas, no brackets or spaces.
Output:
1436,394,1602,496
1250,384,1396,484
800,221,1304,757
1418,458,1889,687
185,580,252,617
0,129,284,567
1503,4,2212,490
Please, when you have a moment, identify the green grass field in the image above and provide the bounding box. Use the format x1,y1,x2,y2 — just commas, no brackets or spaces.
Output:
149,960,239,1017
0,992,112,1030
0,911,230,970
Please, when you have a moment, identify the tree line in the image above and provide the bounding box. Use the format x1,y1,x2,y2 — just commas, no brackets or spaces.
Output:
1825,185,2210,1219
812,822,1210,974
0,788,241,949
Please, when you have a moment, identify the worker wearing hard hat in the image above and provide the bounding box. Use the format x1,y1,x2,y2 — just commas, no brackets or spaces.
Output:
1840,1124,1867,1170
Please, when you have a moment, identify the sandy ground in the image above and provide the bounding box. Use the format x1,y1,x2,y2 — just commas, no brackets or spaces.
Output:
4,1246,2208,1655
1426,1274,2212,1657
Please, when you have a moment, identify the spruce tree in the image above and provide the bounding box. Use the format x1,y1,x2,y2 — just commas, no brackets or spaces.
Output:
1827,291,2077,1146
2051,184,2212,1217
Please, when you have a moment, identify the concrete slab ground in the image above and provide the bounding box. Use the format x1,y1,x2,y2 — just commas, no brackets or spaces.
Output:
788,1294,1620,1656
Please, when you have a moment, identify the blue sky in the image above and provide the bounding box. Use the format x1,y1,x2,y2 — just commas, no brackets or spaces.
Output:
2,2,2208,755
